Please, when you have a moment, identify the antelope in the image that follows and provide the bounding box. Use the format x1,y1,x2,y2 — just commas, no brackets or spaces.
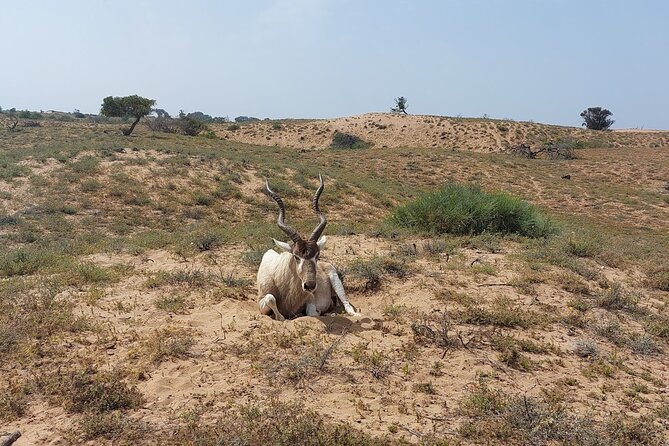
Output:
257,174,359,320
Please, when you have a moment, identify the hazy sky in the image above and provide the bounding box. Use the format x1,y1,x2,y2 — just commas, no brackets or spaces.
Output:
2,1,668,128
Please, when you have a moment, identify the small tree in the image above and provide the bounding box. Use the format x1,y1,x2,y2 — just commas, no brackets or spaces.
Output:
391,96,408,114
100,95,156,135
580,107,614,131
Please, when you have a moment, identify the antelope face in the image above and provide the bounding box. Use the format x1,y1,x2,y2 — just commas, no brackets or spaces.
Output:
266,173,329,293
293,240,320,292
274,237,328,293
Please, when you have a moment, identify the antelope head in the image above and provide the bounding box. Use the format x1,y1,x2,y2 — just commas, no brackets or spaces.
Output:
265,174,327,292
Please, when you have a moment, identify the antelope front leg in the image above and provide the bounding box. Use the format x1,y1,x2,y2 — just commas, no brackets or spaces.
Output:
305,296,320,317
259,294,286,321
327,267,360,316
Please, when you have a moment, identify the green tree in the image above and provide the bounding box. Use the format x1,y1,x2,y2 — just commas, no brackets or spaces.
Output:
100,95,156,135
580,107,614,131
391,96,408,114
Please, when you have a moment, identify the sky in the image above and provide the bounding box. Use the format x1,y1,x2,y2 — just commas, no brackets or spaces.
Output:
2,0,668,129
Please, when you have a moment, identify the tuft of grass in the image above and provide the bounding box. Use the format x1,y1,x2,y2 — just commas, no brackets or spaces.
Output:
263,346,324,386
459,378,506,417
556,271,591,295
382,303,407,322
489,334,541,371
627,333,661,356
345,256,410,292
573,338,599,358
137,327,195,365
648,267,669,291
81,179,102,192
78,411,141,441
193,193,215,206
193,233,221,251
596,282,639,312
458,297,540,328
648,314,669,340
350,343,391,379
220,272,252,288
563,232,602,257
413,382,437,395
594,319,628,347
0,380,29,421
69,156,100,175
389,183,556,237
421,238,456,256
345,258,382,292
154,294,189,314
411,312,460,352
38,367,143,413
146,269,209,288
606,414,664,445
65,262,128,287
0,247,63,277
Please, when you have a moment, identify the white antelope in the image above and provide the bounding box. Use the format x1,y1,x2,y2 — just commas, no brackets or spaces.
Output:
257,175,358,320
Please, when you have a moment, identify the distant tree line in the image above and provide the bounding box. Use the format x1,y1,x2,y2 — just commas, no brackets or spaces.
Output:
2,95,619,135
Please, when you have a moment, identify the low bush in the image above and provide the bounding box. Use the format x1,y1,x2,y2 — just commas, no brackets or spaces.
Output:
390,183,555,237
331,131,370,150
146,116,208,136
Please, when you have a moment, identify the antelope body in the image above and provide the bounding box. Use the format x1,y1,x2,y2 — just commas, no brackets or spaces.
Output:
257,175,358,320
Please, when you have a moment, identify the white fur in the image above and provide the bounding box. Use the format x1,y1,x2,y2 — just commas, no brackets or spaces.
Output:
257,237,359,320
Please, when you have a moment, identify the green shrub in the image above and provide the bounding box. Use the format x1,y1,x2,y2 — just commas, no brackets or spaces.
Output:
389,183,555,237
331,131,370,150
178,116,207,136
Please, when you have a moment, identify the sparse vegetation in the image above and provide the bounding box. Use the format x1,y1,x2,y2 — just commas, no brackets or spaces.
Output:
37,367,143,413
458,378,665,445
1,112,669,443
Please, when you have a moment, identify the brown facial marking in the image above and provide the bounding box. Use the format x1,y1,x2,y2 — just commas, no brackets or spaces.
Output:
292,240,320,259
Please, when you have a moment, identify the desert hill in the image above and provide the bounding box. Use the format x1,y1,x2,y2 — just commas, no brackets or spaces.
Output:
0,116,668,445
214,112,669,152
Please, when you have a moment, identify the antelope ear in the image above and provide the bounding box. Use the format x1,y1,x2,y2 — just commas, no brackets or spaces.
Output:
317,236,327,250
273,238,292,252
